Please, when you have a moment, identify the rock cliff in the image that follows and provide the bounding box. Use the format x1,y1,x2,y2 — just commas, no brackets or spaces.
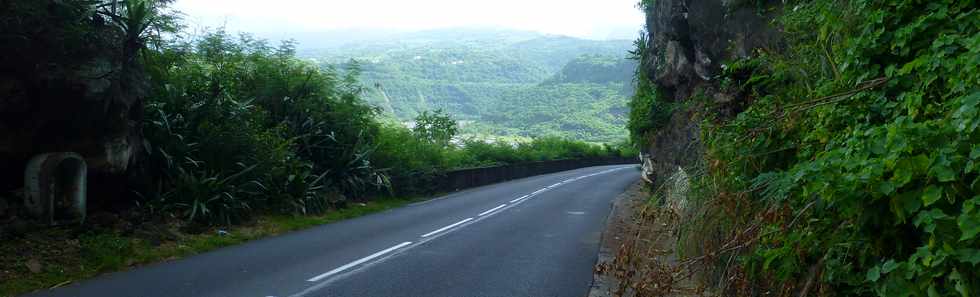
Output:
0,2,146,195
637,0,780,183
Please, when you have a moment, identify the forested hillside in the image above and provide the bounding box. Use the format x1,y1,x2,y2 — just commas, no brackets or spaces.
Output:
298,30,638,142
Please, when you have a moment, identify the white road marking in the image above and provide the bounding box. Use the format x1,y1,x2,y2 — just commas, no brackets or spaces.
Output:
306,241,413,282
478,204,508,216
567,211,586,215
294,166,634,294
509,168,627,204
421,218,474,238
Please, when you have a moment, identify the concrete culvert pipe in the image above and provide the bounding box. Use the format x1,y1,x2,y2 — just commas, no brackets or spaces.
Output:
24,153,88,225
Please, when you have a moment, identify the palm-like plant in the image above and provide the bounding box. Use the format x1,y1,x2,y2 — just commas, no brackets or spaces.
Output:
97,0,178,58
161,161,260,225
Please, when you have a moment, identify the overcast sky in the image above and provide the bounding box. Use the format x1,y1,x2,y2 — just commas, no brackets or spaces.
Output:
172,0,645,40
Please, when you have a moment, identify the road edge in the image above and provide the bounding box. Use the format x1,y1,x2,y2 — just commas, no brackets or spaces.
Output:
587,180,647,297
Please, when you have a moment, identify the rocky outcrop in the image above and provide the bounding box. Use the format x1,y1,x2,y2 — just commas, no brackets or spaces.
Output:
0,1,146,196
0,58,145,181
638,0,780,183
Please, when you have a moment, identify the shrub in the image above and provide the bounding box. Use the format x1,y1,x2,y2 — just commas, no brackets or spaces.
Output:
676,0,980,295
413,109,459,148
140,30,387,224
627,77,676,145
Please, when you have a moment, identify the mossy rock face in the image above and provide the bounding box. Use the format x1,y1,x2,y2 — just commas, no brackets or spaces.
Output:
635,0,781,183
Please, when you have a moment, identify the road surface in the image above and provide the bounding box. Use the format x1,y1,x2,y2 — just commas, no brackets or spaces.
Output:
28,165,640,297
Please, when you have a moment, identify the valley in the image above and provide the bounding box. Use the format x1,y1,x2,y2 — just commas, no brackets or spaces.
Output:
297,29,638,142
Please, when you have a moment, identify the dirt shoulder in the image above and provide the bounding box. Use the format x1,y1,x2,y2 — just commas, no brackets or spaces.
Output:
589,180,647,297
589,180,707,297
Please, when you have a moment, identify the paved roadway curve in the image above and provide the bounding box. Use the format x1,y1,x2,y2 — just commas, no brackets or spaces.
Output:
28,165,639,297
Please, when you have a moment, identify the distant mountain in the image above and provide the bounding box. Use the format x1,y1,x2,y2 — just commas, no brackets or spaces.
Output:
544,55,636,85
296,28,636,142
289,28,544,54
506,36,633,72
257,28,402,49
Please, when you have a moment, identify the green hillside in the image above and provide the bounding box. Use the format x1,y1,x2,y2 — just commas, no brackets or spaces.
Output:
298,30,636,142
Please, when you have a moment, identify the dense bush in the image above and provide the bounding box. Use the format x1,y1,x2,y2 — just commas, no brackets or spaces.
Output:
374,121,636,194
138,31,635,225
626,81,675,145
626,34,676,146
638,0,980,295
140,30,385,223
413,109,459,147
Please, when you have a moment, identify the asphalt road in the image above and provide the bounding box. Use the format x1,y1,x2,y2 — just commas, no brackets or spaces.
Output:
27,165,640,297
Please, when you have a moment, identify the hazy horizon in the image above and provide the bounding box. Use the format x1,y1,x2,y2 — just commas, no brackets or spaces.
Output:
173,0,645,42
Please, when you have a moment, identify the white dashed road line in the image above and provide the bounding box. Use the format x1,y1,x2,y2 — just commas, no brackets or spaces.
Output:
421,217,474,238
297,166,632,292
510,195,530,203
478,204,508,216
306,241,414,282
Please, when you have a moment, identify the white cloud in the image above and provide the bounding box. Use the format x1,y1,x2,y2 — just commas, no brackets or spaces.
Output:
172,0,644,39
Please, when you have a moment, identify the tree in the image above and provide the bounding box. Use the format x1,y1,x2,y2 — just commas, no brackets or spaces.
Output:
413,109,458,147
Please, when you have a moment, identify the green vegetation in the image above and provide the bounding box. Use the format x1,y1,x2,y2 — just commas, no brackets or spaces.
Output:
412,109,459,147
0,2,641,294
625,34,676,145
140,29,387,223
374,127,635,194
135,17,633,227
543,54,635,85
304,32,637,142
629,0,980,295
0,1,639,294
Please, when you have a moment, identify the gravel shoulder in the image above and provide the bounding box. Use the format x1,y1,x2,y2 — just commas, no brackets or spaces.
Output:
588,180,647,297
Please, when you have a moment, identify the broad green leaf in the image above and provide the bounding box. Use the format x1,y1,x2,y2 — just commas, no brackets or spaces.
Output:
956,249,980,265
950,270,970,297
867,265,881,282
958,211,980,241
915,209,951,233
913,154,932,172
932,165,957,182
878,180,896,195
901,190,923,216
892,159,915,186
882,259,900,273
922,186,943,206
